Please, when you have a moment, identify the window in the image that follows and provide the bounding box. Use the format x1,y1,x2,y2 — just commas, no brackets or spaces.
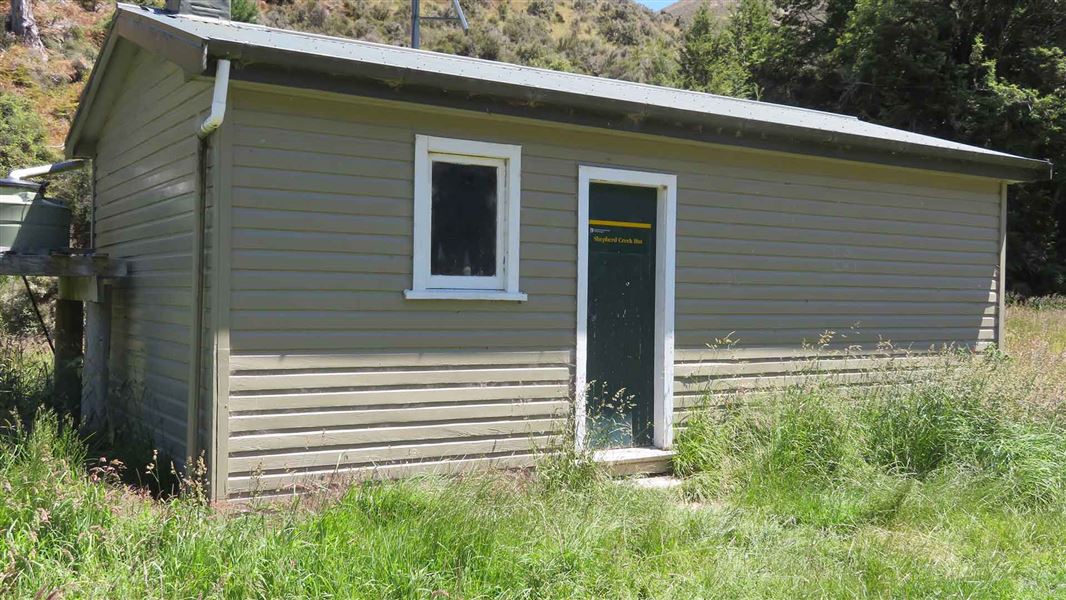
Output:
406,135,526,301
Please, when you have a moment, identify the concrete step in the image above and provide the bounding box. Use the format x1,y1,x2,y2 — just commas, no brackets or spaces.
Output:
593,448,675,477
625,475,683,490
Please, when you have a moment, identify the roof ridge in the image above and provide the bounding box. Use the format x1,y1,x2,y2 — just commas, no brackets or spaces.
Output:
69,4,1049,181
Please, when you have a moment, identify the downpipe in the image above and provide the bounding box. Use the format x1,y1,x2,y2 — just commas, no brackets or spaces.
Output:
198,59,231,139
188,58,230,471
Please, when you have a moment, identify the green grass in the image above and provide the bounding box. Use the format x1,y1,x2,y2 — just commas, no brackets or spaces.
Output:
5,411,1066,598
2,307,1065,598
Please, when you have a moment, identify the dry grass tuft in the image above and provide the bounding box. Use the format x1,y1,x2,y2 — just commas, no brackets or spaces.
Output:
1004,303,1066,414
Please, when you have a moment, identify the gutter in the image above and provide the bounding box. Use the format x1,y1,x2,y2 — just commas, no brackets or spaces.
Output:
188,58,229,467
213,42,1053,182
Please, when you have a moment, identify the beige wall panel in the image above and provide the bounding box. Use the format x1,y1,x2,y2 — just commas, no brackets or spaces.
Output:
229,383,568,412
229,455,538,496
229,350,571,370
229,436,554,474
230,366,569,393
229,419,562,454
93,49,209,461
230,401,569,434
221,84,1003,495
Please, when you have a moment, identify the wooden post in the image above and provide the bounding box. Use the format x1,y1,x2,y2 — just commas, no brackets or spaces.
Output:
0,255,126,428
55,277,84,422
82,283,111,433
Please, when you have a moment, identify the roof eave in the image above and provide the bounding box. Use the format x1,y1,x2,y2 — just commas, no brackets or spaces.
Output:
214,39,1053,182
65,7,208,158
64,17,120,158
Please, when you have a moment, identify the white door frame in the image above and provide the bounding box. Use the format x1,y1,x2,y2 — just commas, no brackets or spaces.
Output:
575,166,677,450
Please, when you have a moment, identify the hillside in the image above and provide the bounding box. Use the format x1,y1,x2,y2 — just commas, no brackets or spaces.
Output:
662,0,736,21
262,0,678,83
0,0,109,156
1,0,680,155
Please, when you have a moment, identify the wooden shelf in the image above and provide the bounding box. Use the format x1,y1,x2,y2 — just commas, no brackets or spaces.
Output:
0,253,128,278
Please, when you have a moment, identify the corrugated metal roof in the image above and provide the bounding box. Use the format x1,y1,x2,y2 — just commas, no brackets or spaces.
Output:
67,4,1052,181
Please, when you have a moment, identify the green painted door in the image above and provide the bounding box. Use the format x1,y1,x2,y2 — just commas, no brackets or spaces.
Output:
586,183,657,448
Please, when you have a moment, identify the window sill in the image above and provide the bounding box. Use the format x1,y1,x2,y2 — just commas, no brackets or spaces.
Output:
404,289,529,302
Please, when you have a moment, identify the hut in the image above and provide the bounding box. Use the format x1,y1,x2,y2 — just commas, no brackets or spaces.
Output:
64,2,1052,499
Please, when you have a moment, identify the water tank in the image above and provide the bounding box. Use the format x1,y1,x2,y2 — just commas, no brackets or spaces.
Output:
0,179,71,254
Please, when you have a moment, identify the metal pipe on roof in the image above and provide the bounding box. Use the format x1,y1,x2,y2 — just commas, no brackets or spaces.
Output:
451,0,469,30
410,0,467,49
410,0,420,49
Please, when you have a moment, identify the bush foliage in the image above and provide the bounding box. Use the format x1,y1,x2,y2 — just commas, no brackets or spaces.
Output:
677,0,1066,296
0,93,54,174
0,339,52,429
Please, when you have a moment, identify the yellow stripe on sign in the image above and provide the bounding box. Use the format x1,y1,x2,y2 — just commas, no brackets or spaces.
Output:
589,219,652,230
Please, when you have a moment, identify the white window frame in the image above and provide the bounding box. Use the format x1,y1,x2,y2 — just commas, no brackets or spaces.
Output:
405,135,526,302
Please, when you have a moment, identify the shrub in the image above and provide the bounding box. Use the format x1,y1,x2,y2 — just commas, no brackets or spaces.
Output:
0,338,53,430
1021,294,1066,310
0,276,57,339
44,166,92,249
526,0,555,18
231,0,260,23
0,92,55,174
597,4,642,46
859,364,994,476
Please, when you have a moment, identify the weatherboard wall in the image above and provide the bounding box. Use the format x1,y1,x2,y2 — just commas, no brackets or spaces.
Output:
219,83,1001,496
92,50,211,461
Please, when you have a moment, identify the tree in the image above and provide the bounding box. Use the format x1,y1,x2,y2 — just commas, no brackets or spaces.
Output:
677,0,774,98
677,0,1066,295
812,0,1066,295
9,0,46,56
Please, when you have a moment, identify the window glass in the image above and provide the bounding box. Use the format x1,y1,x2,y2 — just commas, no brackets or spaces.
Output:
430,161,498,277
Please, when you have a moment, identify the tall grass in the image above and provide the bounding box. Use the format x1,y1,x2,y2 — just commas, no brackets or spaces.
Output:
5,401,1066,598
0,339,52,428
676,350,1066,517
0,411,750,598
0,305,1064,598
